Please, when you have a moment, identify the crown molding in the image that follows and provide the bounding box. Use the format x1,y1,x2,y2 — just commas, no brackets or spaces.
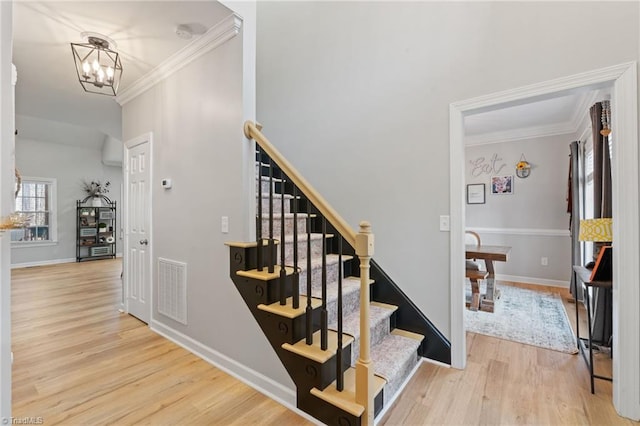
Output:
460,63,631,147
465,120,576,146
465,88,610,147
116,13,242,106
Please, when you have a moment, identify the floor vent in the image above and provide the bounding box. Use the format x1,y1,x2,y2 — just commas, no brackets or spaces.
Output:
158,258,187,325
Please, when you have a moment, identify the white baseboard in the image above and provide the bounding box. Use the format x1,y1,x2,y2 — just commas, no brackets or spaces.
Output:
422,357,451,369
496,274,569,288
149,320,321,425
11,257,75,269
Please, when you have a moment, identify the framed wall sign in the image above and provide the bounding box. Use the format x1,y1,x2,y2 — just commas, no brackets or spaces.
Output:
491,175,513,195
467,183,486,204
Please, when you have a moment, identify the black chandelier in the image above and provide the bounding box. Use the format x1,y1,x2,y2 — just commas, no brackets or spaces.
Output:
70,33,123,96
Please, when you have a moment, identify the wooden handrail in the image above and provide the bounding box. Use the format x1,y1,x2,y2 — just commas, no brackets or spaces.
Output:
244,121,357,247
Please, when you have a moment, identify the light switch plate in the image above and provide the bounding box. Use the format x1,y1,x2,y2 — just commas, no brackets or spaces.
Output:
439,215,450,231
221,216,229,233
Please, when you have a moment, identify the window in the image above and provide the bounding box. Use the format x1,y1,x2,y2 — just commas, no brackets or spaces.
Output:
11,177,57,245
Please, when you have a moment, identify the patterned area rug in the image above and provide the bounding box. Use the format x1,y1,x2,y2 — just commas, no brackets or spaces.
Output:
465,283,579,354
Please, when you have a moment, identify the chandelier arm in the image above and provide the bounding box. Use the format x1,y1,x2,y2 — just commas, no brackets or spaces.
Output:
77,47,96,64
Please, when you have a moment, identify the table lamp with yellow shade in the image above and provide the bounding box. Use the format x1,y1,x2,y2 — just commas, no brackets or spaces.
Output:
579,218,613,281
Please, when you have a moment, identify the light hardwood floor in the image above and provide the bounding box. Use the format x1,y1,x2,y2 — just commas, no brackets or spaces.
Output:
380,281,632,425
12,262,635,425
11,260,311,425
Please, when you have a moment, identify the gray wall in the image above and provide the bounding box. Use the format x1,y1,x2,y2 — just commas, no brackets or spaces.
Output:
256,1,639,338
13,136,122,266
465,134,573,285
121,29,292,389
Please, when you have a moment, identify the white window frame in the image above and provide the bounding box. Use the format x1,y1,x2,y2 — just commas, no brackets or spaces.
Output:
11,176,58,247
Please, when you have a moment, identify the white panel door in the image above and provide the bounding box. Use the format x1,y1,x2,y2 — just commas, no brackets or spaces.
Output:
125,134,151,323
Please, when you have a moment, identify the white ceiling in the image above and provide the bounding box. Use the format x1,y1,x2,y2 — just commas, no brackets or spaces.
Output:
13,1,232,139
464,90,608,146
13,2,607,146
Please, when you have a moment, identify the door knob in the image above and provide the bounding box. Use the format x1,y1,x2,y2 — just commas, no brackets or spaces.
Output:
139,239,148,245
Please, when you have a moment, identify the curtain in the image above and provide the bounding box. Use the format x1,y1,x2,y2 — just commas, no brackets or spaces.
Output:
592,102,612,219
589,101,612,345
569,141,583,301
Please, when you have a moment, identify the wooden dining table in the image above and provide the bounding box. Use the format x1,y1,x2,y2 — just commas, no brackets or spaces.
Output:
466,244,511,312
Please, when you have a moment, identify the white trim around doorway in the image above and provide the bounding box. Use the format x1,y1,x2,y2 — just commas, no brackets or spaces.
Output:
450,62,639,420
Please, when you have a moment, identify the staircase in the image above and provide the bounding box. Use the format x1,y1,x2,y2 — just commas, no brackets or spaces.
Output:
227,121,450,425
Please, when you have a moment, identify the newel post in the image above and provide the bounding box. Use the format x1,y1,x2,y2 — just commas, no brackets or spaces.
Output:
355,221,374,426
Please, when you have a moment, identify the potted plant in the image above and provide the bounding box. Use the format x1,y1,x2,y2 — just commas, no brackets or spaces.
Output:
82,180,111,207
98,222,107,233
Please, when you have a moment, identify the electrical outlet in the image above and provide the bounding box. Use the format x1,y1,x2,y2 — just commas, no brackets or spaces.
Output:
541,257,548,266
221,216,229,233
439,215,450,231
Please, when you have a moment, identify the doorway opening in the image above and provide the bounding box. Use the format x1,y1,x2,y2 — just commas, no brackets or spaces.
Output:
461,88,607,352
449,62,639,418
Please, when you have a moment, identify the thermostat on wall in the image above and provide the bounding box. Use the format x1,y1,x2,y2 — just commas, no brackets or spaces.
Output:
161,178,172,189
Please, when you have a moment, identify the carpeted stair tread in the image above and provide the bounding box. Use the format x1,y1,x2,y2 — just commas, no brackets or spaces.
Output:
296,255,355,295
257,175,285,183
310,367,386,418
282,330,354,364
258,296,322,319
331,302,396,366
278,233,334,243
370,333,420,403
258,212,315,219
297,253,354,272
258,193,294,200
332,304,394,344
300,276,367,298
264,233,331,250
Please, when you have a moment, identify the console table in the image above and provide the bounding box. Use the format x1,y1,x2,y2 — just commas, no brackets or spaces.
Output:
572,265,613,393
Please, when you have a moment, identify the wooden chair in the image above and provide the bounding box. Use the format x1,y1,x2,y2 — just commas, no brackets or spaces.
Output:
465,231,488,311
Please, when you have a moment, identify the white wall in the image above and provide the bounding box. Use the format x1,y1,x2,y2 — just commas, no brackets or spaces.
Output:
121,23,292,392
465,134,573,285
0,1,12,418
256,1,639,338
12,137,122,266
